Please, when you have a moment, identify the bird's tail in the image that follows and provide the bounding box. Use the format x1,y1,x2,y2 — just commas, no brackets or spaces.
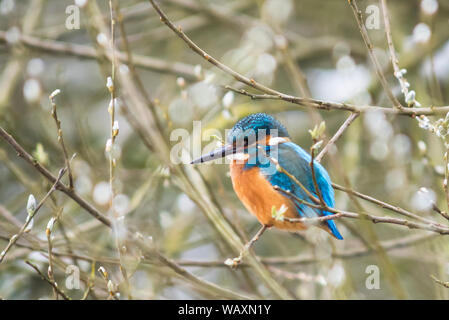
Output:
320,219,343,240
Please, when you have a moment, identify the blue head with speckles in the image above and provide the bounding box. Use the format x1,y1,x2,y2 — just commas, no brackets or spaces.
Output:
226,113,288,171
227,113,289,145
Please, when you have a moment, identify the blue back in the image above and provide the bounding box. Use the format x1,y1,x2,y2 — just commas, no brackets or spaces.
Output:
258,142,343,239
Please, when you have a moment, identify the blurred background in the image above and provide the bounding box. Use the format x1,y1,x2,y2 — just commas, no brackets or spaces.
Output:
0,0,449,300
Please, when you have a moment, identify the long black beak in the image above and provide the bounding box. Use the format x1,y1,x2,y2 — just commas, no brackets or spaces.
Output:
190,144,235,164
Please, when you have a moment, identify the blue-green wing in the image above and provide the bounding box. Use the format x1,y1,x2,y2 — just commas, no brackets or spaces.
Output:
261,142,342,239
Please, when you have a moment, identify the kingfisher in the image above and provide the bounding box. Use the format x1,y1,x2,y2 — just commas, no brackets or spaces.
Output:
191,113,343,240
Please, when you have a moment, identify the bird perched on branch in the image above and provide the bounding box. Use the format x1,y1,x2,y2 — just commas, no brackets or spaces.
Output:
191,113,343,248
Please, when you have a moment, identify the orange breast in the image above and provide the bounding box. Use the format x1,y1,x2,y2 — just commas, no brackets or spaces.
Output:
230,160,307,231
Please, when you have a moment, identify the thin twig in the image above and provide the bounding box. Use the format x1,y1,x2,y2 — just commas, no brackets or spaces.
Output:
268,266,326,285
332,183,446,227
445,149,449,211
225,225,268,268
380,0,411,103
348,0,403,110
49,90,74,190
107,0,131,299
25,260,71,300
46,207,64,300
0,126,112,227
81,262,96,300
135,234,255,300
316,112,360,162
224,85,449,116
0,169,66,264
275,187,449,235
98,265,119,300
309,144,326,207
114,1,164,136
0,31,198,80
431,275,449,289
431,202,449,221
22,232,433,268
46,214,57,299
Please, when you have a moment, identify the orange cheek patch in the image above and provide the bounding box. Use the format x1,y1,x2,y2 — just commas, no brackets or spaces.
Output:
230,160,307,231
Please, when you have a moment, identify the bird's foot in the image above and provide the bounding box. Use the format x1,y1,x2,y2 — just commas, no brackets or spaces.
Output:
224,225,269,269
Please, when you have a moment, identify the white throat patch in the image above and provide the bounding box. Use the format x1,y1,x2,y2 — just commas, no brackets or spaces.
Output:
268,137,288,146
227,152,249,161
